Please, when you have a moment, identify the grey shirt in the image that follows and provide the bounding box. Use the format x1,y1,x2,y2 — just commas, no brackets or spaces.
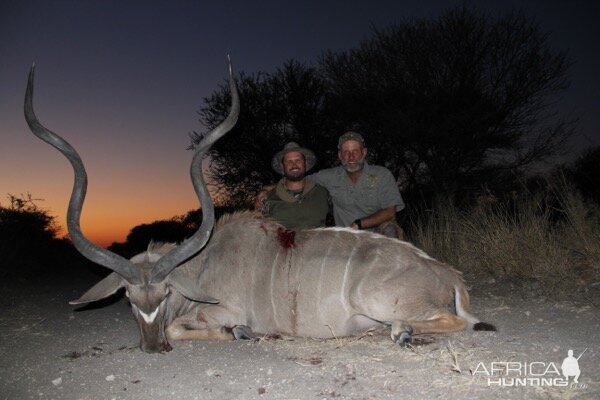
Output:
309,162,404,227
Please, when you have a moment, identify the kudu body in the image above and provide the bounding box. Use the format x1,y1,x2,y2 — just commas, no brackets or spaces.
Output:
167,215,495,344
24,63,494,353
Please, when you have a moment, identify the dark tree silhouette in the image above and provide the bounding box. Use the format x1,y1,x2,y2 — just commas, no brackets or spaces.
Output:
321,6,574,199
108,218,194,257
107,206,243,257
0,194,83,277
190,60,335,207
193,6,574,207
0,194,58,243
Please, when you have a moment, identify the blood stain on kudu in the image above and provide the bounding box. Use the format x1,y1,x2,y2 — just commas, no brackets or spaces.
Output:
277,227,296,249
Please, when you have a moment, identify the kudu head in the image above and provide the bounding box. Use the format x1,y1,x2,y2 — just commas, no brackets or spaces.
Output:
24,61,239,352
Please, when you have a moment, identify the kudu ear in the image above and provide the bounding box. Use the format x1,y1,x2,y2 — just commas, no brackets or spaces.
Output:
168,272,220,304
69,272,125,305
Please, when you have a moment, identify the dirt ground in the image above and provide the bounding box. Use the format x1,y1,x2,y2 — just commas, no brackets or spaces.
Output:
1,267,598,400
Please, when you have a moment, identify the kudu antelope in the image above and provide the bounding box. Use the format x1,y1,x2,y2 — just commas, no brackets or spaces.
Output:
24,62,494,353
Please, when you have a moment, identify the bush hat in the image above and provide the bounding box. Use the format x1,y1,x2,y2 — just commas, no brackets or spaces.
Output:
272,142,317,175
338,131,365,149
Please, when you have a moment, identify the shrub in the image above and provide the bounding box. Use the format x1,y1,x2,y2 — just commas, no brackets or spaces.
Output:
410,179,600,294
0,194,59,271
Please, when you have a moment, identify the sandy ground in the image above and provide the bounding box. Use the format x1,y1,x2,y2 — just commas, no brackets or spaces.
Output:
1,267,599,400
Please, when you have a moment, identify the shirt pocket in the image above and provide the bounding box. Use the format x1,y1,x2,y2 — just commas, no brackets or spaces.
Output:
327,184,351,206
359,186,381,210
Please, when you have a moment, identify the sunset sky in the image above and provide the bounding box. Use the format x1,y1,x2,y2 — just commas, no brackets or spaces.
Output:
1,0,598,247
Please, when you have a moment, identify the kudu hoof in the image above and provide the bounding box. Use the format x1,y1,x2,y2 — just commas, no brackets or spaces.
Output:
232,325,257,341
160,341,173,352
393,327,413,347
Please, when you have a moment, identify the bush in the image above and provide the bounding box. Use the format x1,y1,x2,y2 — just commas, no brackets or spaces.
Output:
108,206,245,258
0,194,103,280
0,194,59,272
410,179,600,294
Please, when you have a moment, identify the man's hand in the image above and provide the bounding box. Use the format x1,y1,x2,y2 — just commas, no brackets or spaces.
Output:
254,184,276,214
254,189,269,213
352,206,396,230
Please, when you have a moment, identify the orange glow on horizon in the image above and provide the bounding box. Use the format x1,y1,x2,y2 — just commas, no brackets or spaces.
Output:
47,177,223,249
15,139,224,249
56,204,202,248
51,192,206,248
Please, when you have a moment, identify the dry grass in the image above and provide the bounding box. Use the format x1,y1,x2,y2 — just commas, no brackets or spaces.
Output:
411,179,600,294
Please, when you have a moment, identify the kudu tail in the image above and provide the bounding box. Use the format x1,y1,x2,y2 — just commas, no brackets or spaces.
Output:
454,286,496,331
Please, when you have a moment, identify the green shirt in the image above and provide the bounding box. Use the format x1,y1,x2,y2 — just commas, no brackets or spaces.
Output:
266,179,329,229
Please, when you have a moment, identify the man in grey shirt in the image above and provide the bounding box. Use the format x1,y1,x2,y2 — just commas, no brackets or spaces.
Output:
308,132,405,238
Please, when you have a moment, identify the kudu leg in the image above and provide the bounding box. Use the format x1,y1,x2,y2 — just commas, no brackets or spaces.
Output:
167,323,235,341
391,312,469,346
166,305,257,342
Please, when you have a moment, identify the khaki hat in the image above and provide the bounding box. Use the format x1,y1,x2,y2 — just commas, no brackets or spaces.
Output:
338,131,365,149
272,142,317,175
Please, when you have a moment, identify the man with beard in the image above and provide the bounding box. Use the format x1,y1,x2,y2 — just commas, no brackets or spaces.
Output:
309,132,405,238
263,142,329,229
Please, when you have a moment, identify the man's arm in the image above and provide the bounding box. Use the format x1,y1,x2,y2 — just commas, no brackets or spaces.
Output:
350,205,396,230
